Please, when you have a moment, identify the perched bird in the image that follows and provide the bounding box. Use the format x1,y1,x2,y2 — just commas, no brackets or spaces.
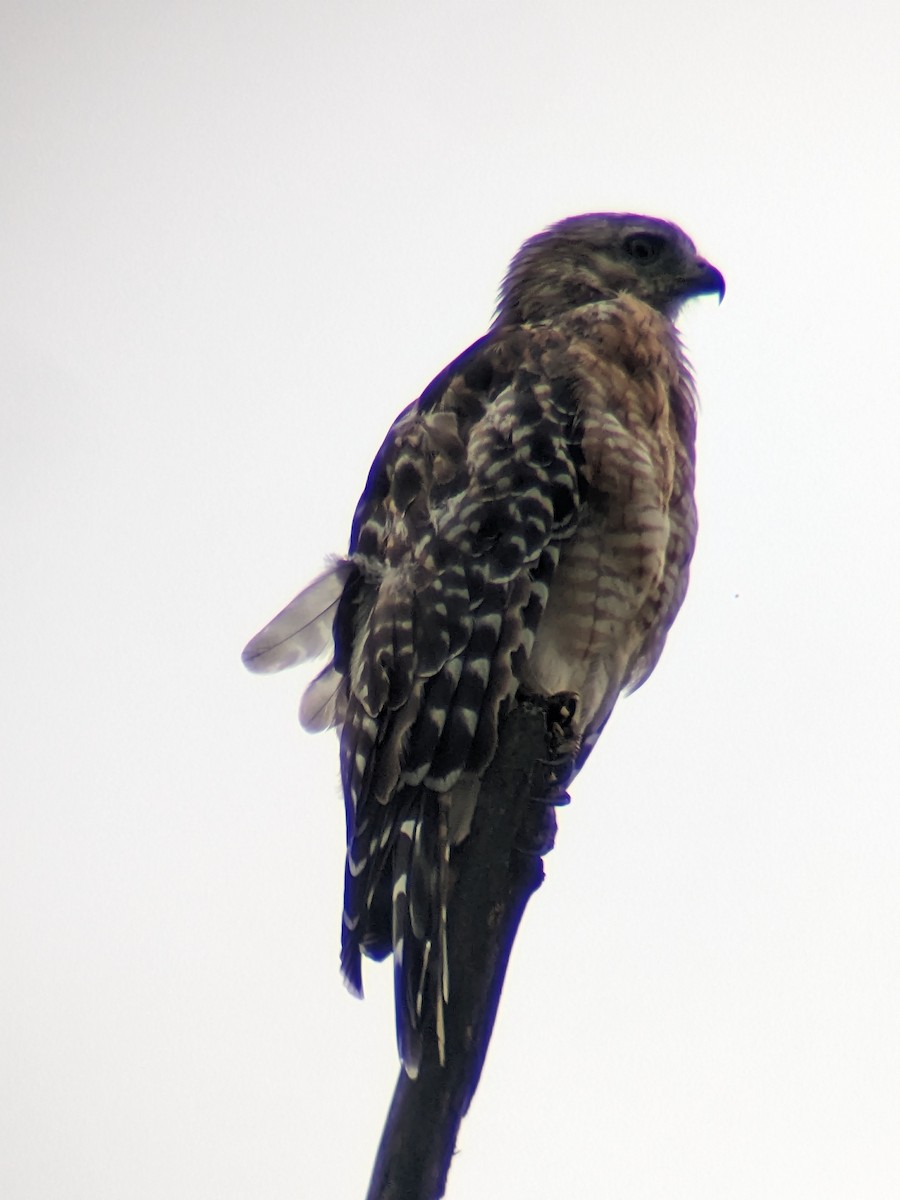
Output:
243,213,723,1076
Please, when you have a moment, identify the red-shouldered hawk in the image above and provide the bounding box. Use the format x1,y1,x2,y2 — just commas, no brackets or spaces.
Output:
243,214,723,1077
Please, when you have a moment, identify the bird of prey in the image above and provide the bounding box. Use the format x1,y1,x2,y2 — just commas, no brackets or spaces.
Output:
243,213,723,1077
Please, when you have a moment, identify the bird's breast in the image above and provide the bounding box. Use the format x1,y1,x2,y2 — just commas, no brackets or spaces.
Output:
523,311,695,737
523,498,669,732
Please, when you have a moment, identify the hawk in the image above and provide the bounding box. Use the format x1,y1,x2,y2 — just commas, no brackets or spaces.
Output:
243,213,723,1077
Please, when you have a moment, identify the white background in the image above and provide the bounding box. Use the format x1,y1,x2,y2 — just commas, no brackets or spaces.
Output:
3,2,899,1196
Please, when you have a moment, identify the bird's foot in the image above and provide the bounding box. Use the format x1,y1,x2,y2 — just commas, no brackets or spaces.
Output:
540,690,580,800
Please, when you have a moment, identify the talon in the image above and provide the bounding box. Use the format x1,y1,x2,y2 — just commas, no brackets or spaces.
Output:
546,690,578,725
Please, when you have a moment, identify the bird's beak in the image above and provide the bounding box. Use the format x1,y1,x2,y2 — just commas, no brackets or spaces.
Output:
688,258,726,304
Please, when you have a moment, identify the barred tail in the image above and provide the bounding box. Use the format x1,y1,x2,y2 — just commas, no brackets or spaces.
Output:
390,793,451,1079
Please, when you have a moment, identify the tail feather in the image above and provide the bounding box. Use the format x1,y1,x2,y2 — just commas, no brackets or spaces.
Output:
242,560,351,674
299,662,345,732
390,793,451,1078
392,807,424,1076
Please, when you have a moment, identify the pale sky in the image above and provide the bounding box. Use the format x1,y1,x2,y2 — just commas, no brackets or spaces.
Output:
2,2,899,1197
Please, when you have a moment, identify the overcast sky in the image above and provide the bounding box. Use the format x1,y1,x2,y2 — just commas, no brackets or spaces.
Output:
3,2,899,1197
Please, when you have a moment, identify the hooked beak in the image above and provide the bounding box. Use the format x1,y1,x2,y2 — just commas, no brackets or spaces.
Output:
687,258,726,304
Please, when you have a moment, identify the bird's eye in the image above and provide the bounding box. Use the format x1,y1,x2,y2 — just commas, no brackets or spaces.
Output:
623,233,667,263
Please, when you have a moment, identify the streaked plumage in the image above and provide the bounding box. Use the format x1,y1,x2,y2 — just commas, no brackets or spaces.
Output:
243,213,723,1075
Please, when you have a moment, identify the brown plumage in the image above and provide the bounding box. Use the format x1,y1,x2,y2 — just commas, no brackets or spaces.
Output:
242,213,723,1076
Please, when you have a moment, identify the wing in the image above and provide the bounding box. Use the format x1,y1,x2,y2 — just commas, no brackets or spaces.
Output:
334,327,582,1071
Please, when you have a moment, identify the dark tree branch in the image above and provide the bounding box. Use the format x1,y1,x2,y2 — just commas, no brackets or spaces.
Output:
365,700,561,1200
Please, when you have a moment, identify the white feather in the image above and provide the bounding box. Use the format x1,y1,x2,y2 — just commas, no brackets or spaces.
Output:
299,663,344,732
241,560,351,674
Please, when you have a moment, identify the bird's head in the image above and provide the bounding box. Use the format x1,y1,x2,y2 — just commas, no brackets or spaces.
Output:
495,213,724,326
